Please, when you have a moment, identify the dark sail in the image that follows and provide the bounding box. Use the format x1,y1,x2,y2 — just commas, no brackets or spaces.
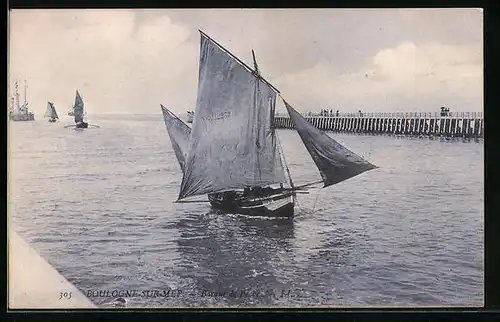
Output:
178,32,286,200
74,90,84,123
284,100,377,187
50,102,58,119
161,105,191,173
44,102,52,118
44,102,58,119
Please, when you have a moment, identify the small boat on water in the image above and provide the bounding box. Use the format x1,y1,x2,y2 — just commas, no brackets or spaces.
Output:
74,91,88,128
9,80,35,122
67,108,74,116
65,90,99,129
160,31,378,218
44,102,59,123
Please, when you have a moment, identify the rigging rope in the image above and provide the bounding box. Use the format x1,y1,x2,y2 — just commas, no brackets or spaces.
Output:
310,187,323,214
294,186,323,215
274,94,327,216
275,94,323,216
275,93,294,187
275,127,294,189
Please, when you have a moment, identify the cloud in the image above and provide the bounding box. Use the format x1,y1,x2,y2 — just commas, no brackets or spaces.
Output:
273,41,483,113
164,8,483,76
8,9,482,117
9,9,198,115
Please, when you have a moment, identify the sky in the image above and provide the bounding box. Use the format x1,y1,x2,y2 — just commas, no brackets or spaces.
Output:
8,9,483,116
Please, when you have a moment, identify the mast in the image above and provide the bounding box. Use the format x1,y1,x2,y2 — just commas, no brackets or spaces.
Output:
14,81,20,110
178,32,287,200
252,49,263,185
252,49,294,189
251,49,260,76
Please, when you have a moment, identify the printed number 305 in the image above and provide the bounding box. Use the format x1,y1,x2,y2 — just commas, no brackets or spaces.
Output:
59,292,72,300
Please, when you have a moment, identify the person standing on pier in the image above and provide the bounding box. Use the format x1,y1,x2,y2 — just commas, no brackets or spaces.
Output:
440,106,450,117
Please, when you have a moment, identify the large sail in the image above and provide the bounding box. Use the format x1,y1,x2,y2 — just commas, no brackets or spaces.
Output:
178,32,286,200
161,104,191,173
284,100,377,187
74,90,84,123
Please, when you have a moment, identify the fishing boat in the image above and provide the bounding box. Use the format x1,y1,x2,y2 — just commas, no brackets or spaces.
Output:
9,80,35,122
44,102,59,123
74,90,88,128
65,90,99,129
163,31,377,218
187,111,194,123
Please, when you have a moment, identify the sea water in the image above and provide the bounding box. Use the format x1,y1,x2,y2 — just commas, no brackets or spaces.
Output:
8,114,483,307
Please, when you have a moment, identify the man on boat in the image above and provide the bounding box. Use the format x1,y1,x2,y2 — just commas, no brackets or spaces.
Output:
245,186,279,197
216,190,238,205
243,187,261,197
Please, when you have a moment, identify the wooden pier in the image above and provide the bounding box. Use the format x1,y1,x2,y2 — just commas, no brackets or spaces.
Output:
274,112,484,139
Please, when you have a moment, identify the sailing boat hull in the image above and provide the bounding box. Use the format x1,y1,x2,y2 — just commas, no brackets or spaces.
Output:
9,113,35,122
48,118,57,123
208,191,295,218
75,122,88,129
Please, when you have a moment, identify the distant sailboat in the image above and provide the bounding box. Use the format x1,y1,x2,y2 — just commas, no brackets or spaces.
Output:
187,111,194,123
65,90,99,129
162,31,378,218
73,90,88,128
44,102,59,123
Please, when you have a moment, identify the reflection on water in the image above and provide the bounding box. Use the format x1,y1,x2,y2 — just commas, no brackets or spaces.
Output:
174,211,296,306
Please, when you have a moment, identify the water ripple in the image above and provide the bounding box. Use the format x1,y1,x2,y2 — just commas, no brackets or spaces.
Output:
8,117,483,307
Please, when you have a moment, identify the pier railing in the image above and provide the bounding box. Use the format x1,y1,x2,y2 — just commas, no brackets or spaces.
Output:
273,111,484,139
275,111,483,119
